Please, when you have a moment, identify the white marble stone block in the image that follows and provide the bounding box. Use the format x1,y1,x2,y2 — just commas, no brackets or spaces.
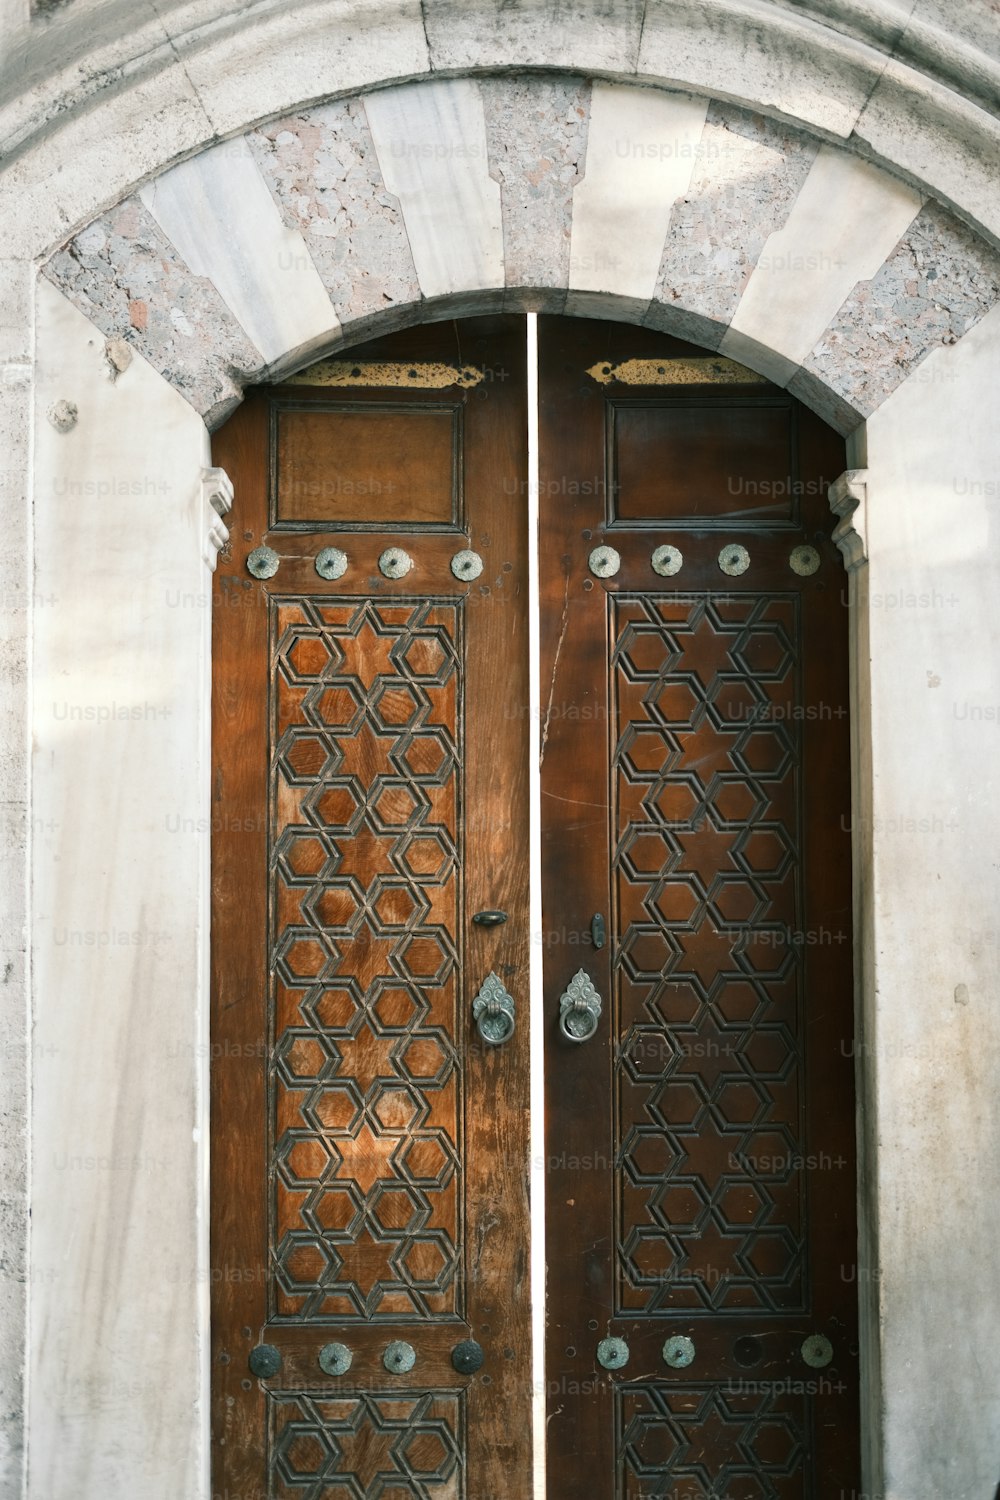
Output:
569,84,708,308
721,145,922,379
139,137,341,367
364,80,504,301
29,279,211,1499
861,303,1000,1500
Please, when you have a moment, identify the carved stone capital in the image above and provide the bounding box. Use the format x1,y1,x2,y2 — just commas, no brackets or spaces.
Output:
829,469,869,572
201,465,233,572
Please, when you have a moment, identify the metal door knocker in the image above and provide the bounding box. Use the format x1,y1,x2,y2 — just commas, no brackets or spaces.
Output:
558,969,603,1042
473,972,516,1045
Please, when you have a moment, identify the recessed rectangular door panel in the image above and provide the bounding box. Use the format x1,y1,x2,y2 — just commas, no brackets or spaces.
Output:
539,317,860,1500
272,402,462,528
211,319,531,1500
609,399,797,526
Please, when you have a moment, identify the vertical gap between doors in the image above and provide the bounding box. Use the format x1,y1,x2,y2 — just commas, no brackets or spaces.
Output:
527,313,547,1500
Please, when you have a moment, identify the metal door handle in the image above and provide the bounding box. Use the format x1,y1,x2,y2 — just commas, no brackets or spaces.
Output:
558,969,603,1042
473,972,516,1045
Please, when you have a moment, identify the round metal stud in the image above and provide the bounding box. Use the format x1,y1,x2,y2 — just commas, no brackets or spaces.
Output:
651,544,683,578
718,544,750,577
316,547,349,581
248,1343,282,1378
247,545,280,580
318,1342,353,1377
790,544,821,576
662,1335,696,1369
801,1334,834,1369
452,1339,485,1374
588,545,621,579
597,1337,630,1371
733,1336,763,1368
451,549,484,582
383,1340,417,1373
379,547,413,580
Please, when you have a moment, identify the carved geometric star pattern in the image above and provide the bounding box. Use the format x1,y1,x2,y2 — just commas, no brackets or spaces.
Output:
270,599,463,1323
617,1383,806,1499
612,596,807,1316
269,1391,463,1499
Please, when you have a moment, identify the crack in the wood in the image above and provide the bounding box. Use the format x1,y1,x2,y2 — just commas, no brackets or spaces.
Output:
473,1208,501,1273
540,565,570,768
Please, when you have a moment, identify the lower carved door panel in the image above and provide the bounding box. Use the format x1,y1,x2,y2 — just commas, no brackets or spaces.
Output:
211,314,860,1499
211,318,531,1499
539,319,860,1499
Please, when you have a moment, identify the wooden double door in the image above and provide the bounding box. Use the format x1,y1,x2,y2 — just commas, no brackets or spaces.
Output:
211,317,859,1500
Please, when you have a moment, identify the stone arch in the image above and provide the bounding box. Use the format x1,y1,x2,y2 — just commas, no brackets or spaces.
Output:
40,76,1000,433
4,0,1000,264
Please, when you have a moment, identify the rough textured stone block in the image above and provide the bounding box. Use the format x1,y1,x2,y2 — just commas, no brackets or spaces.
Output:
481,75,591,298
637,0,884,140
423,0,645,74
650,103,818,333
801,201,1000,417
43,199,264,425
247,100,421,331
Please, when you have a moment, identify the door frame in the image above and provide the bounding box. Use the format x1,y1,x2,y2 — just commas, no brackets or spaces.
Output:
30,288,901,1500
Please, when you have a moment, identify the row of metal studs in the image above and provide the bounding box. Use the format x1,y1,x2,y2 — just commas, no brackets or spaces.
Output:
247,1337,484,1379
596,1331,835,1371
245,545,485,582
588,543,821,579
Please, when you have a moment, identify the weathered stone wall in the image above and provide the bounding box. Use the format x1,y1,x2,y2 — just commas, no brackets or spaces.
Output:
29,282,213,1498
0,253,32,1500
861,305,1000,1498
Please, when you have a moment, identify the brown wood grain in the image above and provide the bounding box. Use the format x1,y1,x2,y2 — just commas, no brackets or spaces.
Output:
211,386,271,1500
538,316,859,1500
212,318,531,1500
274,403,460,528
214,314,859,1500
611,398,795,524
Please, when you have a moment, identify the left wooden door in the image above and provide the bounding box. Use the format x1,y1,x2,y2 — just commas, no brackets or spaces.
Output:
211,318,531,1500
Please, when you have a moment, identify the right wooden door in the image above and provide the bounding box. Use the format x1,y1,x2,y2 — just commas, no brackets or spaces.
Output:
539,318,860,1500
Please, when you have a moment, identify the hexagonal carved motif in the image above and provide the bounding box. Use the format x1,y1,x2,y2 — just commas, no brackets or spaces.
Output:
269,1390,463,1500
617,1385,806,1500
269,597,463,1322
611,595,807,1316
